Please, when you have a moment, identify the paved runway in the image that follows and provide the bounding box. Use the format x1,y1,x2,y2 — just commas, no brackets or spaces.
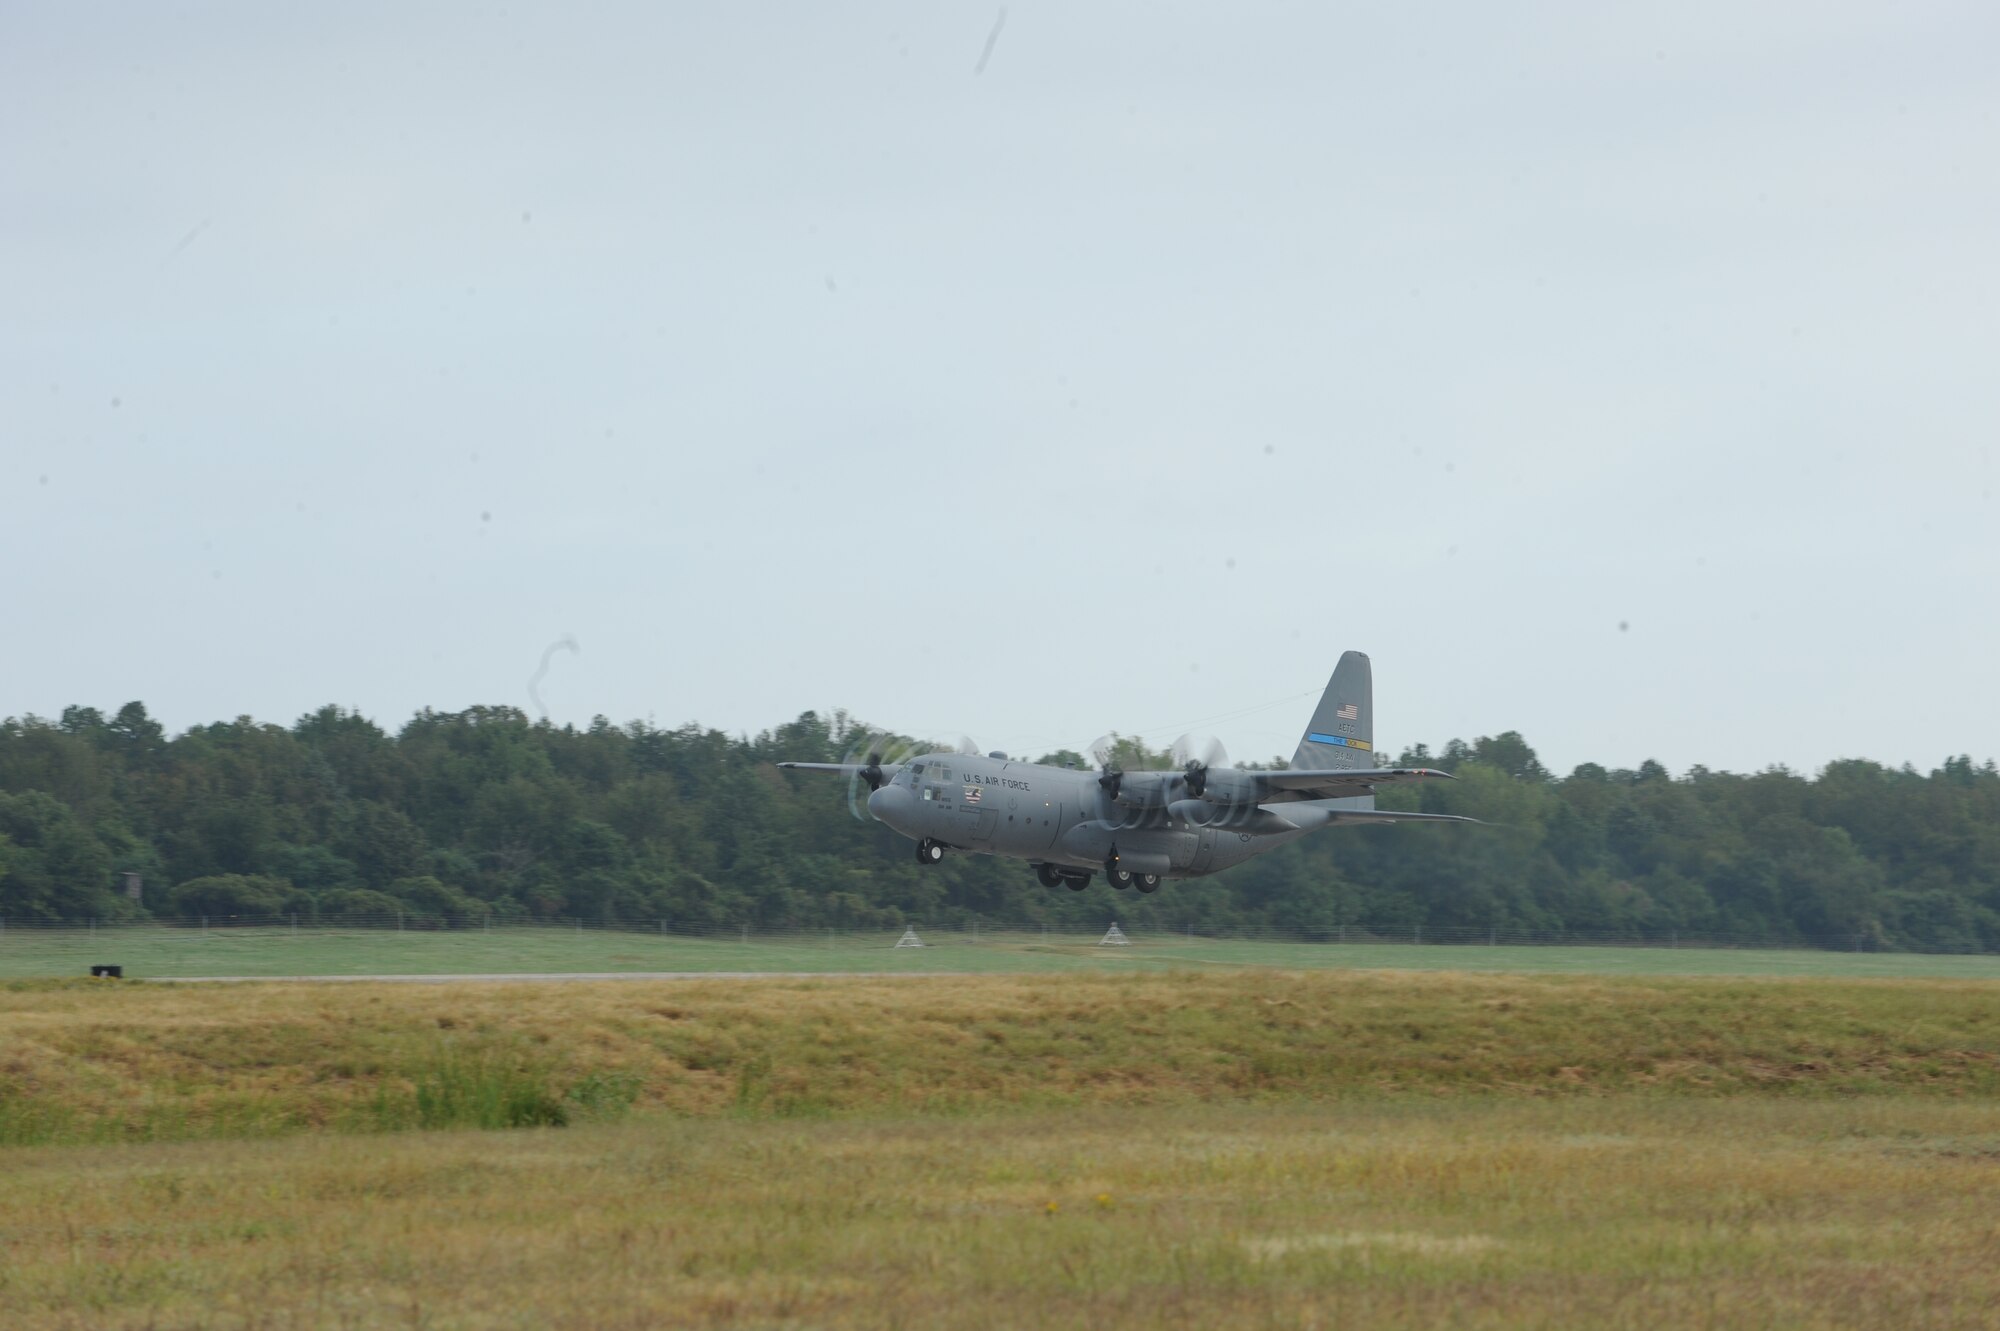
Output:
145,971,953,983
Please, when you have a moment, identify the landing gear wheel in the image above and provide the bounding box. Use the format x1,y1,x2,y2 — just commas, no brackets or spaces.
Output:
1063,873,1091,891
1107,868,1134,890
916,839,945,866
1134,873,1161,893
1035,863,1064,889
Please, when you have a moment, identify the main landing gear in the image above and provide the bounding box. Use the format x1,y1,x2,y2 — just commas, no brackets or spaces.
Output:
1035,862,1093,891
1104,852,1161,894
915,838,945,866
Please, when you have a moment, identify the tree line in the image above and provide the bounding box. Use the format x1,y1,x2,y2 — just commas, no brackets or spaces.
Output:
2,702,1997,950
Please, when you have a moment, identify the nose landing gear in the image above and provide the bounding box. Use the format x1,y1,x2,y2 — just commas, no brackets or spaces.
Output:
916,839,945,866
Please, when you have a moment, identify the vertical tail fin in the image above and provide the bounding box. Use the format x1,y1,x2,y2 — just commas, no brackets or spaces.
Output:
1292,652,1374,797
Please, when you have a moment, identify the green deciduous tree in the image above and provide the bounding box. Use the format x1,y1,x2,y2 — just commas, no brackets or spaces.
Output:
0,699,1995,949
168,874,301,921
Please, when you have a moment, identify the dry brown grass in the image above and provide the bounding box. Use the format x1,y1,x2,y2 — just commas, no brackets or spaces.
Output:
6,969,2000,1144
7,1097,2000,1329
8,972,2000,1327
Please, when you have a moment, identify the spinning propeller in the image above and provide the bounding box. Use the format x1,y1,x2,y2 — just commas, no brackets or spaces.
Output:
838,730,980,821
1086,733,1125,802
1169,733,1229,798
840,730,913,821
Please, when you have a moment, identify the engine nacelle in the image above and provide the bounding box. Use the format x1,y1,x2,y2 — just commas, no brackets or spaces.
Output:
1110,771,1173,808
1167,799,1221,826
1193,770,1259,808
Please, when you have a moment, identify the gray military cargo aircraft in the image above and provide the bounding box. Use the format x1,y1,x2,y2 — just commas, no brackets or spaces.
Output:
780,651,1477,892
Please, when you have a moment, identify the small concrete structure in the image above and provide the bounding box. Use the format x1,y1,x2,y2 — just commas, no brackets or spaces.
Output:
122,872,143,902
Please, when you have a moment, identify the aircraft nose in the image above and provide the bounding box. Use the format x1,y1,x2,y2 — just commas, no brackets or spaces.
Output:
867,784,913,827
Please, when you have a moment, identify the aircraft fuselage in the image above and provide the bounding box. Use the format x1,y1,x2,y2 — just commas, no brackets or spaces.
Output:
864,751,1311,879
784,651,1477,890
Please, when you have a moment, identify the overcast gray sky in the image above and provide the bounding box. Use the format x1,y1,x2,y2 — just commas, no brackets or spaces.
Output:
5,1,1996,775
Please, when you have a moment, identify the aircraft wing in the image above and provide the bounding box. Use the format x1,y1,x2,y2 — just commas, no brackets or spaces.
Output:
1253,767,1455,800
775,761,905,780
1315,808,1486,826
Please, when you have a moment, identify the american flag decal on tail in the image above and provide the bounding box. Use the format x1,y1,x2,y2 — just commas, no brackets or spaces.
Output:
1336,703,1359,721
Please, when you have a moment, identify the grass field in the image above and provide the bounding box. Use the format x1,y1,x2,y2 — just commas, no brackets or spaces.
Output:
9,970,2000,1327
9,1096,2000,1327
8,970,2000,1145
5,924,1999,980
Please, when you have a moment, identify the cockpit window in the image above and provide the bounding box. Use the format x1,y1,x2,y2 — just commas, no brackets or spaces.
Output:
940,766,953,780
910,763,925,777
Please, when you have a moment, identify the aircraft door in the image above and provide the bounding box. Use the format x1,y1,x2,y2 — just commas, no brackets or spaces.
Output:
1026,795,1061,851
933,765,996,846
916,768,948,837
